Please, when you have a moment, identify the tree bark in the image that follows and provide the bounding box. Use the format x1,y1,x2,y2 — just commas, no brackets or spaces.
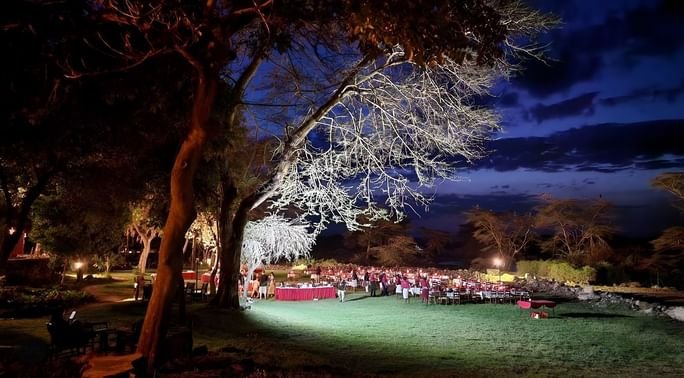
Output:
214,195,253,308
136,62,217,371
136,231,153,274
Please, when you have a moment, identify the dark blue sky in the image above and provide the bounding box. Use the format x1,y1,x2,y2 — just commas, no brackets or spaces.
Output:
419,0,684,237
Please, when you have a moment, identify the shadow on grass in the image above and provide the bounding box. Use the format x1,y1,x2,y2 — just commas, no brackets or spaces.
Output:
0,329,50,363
559,312,631,318
343,295,371,302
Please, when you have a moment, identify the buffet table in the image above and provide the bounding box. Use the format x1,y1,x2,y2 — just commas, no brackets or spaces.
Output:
275,286,336,301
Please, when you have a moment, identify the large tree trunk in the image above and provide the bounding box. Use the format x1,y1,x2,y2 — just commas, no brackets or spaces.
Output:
136,67,216,372
214,196,253,308
137,236,152,274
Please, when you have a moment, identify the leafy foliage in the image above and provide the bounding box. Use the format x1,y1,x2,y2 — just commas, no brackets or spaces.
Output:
241,215,316,295
0,287,94,318
651,172,684,211
369,235,420,267
645,226,684,282
536,196,616,266
516,260,596,285
31,180,129,262
466,207,536,269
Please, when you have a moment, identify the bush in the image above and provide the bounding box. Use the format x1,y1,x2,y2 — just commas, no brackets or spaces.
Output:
517,260,596,285
0,286,95,318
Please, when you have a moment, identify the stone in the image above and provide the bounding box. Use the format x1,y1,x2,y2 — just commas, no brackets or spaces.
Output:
664,307,684,321
577,285,599,301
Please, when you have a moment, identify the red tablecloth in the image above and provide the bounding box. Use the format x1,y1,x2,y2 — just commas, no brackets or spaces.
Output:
181,271,198,281
275,286,336,301
517,299,557,309
201,273,215,284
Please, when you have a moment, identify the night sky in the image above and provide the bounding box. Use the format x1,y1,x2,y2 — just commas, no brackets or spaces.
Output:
418,0,684,237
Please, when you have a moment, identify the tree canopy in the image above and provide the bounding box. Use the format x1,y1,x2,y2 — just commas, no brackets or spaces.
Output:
2,0,558,370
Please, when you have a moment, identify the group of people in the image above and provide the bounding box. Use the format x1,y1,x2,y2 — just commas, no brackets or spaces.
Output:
333,270,435,304
239,271,277,299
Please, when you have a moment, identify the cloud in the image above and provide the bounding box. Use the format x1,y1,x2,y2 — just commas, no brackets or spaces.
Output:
514,54,603,98
619,0,684,59
475,119,684,172
425,193,540,215
514,0,684,97
599,80,684,107
529,92,598,122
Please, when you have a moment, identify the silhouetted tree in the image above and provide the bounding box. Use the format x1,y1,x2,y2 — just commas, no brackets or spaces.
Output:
536,196,616,266
466,206,536,270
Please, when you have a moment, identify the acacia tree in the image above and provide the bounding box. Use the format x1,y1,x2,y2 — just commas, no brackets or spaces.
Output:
466,207,535,270
128,201,165,274
5,0,556,369
652,172,684,211
240,215,315,298
536,197,616,266
344,218,411,264
370,235,420,267
211,1,556,309
647,172,684,282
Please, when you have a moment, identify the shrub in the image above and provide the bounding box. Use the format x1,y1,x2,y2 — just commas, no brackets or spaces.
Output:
0,287,95,318
517,260,596,285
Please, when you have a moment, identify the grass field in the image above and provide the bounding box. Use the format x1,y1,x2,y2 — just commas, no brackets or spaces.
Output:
189,293,684,377
3,274,684,377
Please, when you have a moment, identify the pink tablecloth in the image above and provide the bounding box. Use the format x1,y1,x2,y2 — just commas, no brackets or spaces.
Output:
275,286,336,301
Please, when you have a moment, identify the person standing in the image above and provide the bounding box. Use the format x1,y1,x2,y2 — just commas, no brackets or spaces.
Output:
363,270,370,293
420,275,429,304
351,270,359,292
315,266,322,283
259,273,268,299
369,272,378,297
401,276,411,303
380,272,389,296
267,272,276,298
337,278,347,302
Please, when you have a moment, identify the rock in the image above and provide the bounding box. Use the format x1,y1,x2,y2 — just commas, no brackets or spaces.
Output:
577,285,599,301
637,301,654,312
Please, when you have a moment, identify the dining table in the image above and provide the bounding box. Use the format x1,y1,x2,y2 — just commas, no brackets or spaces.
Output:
275,286,336,301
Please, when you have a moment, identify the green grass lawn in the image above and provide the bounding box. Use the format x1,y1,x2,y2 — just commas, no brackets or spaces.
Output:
4,274,684,377
191,293,684,377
